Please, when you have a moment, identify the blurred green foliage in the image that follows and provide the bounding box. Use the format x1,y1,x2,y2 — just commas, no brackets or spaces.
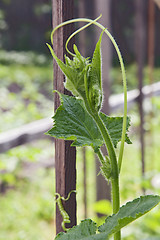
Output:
0,52,53,132
111,64,160,93
93,199,112,216
0,52,56,239
0,164,55,240
0,50,51,65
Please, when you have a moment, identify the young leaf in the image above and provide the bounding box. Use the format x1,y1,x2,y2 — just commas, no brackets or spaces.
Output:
55,219,108,240
98,195,160,236
47,42,90,100
64,47,90,100
47,43,77,87
48,31,104,113
47,93,131,151
87,31,104,112
91,31,103,86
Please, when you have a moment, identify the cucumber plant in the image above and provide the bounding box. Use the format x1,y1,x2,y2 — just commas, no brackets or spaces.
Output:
47,16,160,240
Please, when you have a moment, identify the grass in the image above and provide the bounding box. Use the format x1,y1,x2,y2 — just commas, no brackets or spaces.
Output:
0,61,53,132
0,172,55,240
0,139,55,240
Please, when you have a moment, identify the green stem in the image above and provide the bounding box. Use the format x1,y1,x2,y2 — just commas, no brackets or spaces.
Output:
96,148,106,166
93,113,120,240
111,177,121,240
93,112,119,179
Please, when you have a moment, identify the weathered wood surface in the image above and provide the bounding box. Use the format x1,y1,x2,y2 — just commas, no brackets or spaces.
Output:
110,81,160,111
0,158,54,178
52,0,76,233
0,117,53,153
0,82,160,154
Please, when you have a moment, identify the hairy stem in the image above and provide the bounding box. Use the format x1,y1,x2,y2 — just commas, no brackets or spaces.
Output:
93,113,118,178
111,177,121,240
93,113,120,240
96,148,106,166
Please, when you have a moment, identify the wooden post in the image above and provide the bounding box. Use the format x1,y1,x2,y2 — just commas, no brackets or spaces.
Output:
51,0,77,234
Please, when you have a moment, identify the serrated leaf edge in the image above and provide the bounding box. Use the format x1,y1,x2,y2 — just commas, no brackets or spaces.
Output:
46,92,104,149
55,219,99,240
98,195,160,235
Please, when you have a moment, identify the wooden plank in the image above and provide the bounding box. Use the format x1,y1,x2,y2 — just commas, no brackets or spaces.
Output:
0,118,52,153
0,158,55,179
110,81,160,111
51,0,77,234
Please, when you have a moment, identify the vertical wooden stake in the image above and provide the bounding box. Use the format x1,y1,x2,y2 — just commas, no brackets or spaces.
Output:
51,0,77,234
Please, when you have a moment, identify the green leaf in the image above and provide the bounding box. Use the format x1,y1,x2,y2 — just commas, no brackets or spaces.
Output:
54,196,160,240
90,31,103,87
47,43,77,86
55,219,96,239
55,219,108,240
47,93,131,150
87,31,104,112
100,112,132,148
98,195,160,236
47,93,103,150
64,49,90,99
47,42,90,100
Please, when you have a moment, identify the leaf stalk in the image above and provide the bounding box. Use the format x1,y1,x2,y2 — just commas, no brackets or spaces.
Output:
93,113,120,240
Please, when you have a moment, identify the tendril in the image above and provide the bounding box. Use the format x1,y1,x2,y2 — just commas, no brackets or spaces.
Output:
55,190,76,232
